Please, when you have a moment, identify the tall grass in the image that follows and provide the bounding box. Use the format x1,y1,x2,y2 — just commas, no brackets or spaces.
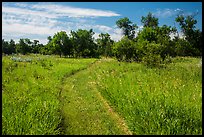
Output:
2,55,201,135
90,57,202,135
2,54,97,135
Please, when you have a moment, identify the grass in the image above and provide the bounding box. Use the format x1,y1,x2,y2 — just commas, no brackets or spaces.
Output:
2,54,97,135
2,55,202,135
60,59,132,135
88,57,202,135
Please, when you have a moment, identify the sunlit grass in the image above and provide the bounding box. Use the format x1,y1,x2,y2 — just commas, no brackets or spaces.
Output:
2,54,202,135
2,54,97,135
89,57,202,135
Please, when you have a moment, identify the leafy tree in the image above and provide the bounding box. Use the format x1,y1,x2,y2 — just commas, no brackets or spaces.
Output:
41,36,54,55
96,33,114,57
2,39,16,54
9,39,16,54
31,40,44,54
156,25,177,58
116,17,138,39
137,24,177,59
113,36,137,62
137,27,158,43
16,39,31,55
136,39,167,67
70,29,97,58
51,31,72,57
141,12,159,29
2,39,9,54
31,40,39,53
175,14,202,56
47,36,52,43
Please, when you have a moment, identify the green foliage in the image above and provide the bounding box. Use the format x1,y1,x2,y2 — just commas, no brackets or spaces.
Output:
96,33,114,57
15,39,32,55
116,17,138,39
2,39,13,55
51,31,72,57
141,12,159,28
137,27,158,43
136,40,165,67
173,38,201,57
70,29,97,58
31,40,44,54
175,14,202,56
113,36,137,62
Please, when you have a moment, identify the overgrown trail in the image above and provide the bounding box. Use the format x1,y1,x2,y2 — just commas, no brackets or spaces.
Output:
59,59,132,135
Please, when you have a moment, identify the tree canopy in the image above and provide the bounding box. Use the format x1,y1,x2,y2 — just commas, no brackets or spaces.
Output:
141,12,159,29
116,17,138,39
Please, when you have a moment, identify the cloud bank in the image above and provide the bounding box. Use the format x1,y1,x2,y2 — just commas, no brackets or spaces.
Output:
2,2,122,44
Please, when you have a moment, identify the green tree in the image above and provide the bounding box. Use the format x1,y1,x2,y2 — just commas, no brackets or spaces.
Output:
31,40,44,54
51,31,72,57
41,36,54,55
70,29,97,58
156,25,177,58
113,36,137,62
2,39,9,54
2,39,16,54
96,33,114,57
141,12,159,29
175,14,202,56
137,27,158,43
9,39,16,54
116,17,138,39
16,39,31,55
137,24,177,59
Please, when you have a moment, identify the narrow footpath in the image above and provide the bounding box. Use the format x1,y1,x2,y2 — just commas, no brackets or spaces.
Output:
59,59,132,135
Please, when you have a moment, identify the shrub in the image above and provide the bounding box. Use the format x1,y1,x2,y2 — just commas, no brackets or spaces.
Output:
113,36,137,62
137,40,168,67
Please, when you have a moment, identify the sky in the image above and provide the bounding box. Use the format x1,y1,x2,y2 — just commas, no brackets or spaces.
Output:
2,2,202,44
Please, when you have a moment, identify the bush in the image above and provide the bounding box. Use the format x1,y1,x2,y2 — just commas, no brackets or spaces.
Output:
137,40,169,67
142,53,163,67
113,36,137,62
174,38,201,57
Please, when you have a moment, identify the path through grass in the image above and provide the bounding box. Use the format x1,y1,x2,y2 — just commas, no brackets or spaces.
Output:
3,55,202,135
2,54,97,135
60,57,202,135
60,59,132,135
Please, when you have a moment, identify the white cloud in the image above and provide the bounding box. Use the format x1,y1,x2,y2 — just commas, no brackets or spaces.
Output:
153,8,183,18
92,28,123,42
169,31,185,40
2,22,59,36
153,8,199,18
93,25,113,33
110,28,123,41
2,6,58,19
2,2,121,44
31,3,120,18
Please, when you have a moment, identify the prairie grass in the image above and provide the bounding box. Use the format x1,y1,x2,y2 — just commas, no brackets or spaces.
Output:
2,55,202,135
89,57,202,135
2,54,97,135
60,59,132,135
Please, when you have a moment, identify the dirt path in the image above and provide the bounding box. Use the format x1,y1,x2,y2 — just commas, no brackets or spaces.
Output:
59,58,132,135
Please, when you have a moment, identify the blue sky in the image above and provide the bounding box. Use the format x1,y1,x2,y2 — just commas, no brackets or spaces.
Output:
2,2,202,44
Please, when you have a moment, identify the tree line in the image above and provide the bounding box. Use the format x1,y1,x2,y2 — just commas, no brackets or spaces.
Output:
2,12,202,66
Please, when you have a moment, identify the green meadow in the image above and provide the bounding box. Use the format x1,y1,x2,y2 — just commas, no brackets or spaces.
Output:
2,54,202,135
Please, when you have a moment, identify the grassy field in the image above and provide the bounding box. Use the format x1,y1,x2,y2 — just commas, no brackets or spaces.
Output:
88,57,202,135
2,55,202,135
2,54,97,135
